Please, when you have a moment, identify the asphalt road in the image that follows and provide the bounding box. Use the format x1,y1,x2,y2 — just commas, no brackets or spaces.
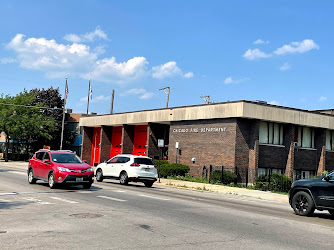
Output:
1,162,334,249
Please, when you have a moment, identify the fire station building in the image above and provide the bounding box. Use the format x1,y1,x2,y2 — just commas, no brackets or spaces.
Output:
79,100,334,184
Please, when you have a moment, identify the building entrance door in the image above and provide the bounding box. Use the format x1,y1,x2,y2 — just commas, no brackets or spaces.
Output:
132,125,148,156
110,126,122,158
91,127,101,166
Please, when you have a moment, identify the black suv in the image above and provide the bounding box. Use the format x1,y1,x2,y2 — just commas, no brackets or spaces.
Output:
289,171,334,216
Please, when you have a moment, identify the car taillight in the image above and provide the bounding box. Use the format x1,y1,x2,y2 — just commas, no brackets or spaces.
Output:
154,165,158,169
130,163,140,167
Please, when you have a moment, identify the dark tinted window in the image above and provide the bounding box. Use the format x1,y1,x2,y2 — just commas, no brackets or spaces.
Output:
35,152,44,160
109,157,119,163
51,153,82,163
43,153,50,161
117,157,130,163
134,158,154,165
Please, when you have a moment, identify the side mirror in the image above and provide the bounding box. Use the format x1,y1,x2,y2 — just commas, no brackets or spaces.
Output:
43,159,50,164
83,160,88,163
324,174,330,182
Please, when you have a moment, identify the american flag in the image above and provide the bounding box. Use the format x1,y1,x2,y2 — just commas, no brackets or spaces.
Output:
65,78,69,99
89,82,92,100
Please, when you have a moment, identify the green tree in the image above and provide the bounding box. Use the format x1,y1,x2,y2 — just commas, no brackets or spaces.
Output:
0,90,55,161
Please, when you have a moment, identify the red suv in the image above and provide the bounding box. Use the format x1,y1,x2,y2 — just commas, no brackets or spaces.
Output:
27,149,94,189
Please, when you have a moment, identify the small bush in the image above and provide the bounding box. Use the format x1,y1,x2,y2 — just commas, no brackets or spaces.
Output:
210,170,237,184
158,163,190,178
254,173,292,193
153,160,169,166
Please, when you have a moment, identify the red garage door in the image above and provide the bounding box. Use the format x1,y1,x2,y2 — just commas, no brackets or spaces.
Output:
110,126,122,158
132,125,148,156
91,127,101,166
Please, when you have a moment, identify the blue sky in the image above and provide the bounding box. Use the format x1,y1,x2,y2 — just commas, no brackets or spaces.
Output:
0,0,333,114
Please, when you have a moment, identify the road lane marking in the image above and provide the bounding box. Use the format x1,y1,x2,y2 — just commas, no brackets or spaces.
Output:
0,199,10,202
98,196,127,202
0,193,17,196
112,190,126,193
78,191,93,194
139,194,171,201
22,197,53,204
49,197,79,204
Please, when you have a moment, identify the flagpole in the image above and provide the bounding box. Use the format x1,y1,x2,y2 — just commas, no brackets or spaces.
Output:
87,79,90,114
60,77,67,150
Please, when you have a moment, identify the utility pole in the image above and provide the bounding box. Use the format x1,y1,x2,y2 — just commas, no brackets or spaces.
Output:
110,89,115,114
200,95,212,104
159,87,170,108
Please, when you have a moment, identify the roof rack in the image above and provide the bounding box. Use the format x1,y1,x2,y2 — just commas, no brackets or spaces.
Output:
38,149,73,153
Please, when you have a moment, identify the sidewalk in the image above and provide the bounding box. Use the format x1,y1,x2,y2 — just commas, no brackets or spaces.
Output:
0,160,289,203
154,178,289,203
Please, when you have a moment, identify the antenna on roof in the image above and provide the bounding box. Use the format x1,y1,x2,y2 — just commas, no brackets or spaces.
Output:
200,95,214,104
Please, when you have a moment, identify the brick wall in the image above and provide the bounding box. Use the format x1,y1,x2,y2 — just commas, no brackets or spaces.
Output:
169,118,237,177
147,123,169,160
81,127,93,165
259,145,286,169
294,148,317,171
122,125,134,154
100,126,112,162
326,151,334,172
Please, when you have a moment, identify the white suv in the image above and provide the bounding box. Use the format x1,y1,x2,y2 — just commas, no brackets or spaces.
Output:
94,154,158,187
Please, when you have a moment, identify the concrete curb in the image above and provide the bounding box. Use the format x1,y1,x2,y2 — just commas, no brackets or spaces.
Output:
155,178,289,203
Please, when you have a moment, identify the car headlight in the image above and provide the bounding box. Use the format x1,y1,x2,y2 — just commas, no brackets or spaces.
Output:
86,167,93,172
58,167,71,172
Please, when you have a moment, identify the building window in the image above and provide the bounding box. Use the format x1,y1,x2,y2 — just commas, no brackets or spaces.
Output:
259,121,283,145
258,168,285,177
293,170,316,181
326,130,334,150
295,126,315,148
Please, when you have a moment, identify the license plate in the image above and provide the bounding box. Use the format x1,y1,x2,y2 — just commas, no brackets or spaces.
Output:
144,168,150,172
76,177,83,181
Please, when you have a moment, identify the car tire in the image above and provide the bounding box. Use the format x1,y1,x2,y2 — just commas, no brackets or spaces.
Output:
144,181,154,187
28,168,36,184
48,172,57,189
83,183,92,189
119,172,128,185
96,169,103,182
292,191,315,216
328,209,334,216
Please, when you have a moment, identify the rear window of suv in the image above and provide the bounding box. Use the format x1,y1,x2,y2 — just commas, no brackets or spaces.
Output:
134,158,154,165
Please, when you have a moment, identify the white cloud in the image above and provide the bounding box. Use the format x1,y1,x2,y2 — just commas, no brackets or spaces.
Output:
319,96,327,102
64,27,108,43
274,39,319,55
224,76,246,84
184,72,194,78
280,62,291,71
152,61,193,79
0,57,16,64
85,57,149,83
121,88,154,100
243,48,272,60
7,34,98,78
6,33,193,83
253,39,269,45
269,100,280,105
80,95,109,103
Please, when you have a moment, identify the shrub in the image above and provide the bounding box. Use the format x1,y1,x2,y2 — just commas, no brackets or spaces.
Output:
254,173,292,193
210,170,237,184
153,160,169,166
158,163,190,178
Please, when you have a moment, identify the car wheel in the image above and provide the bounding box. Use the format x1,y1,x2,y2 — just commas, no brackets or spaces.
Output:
119,172,128,185
292,191,315,216
28,169,36,184
83,183,92,189
328,209,334,216
144,181,154,187
96,169,103,182
48,172,57,189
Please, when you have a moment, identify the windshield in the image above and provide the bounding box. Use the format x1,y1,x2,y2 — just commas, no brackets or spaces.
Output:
51,153,82,164
134,158,154,165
